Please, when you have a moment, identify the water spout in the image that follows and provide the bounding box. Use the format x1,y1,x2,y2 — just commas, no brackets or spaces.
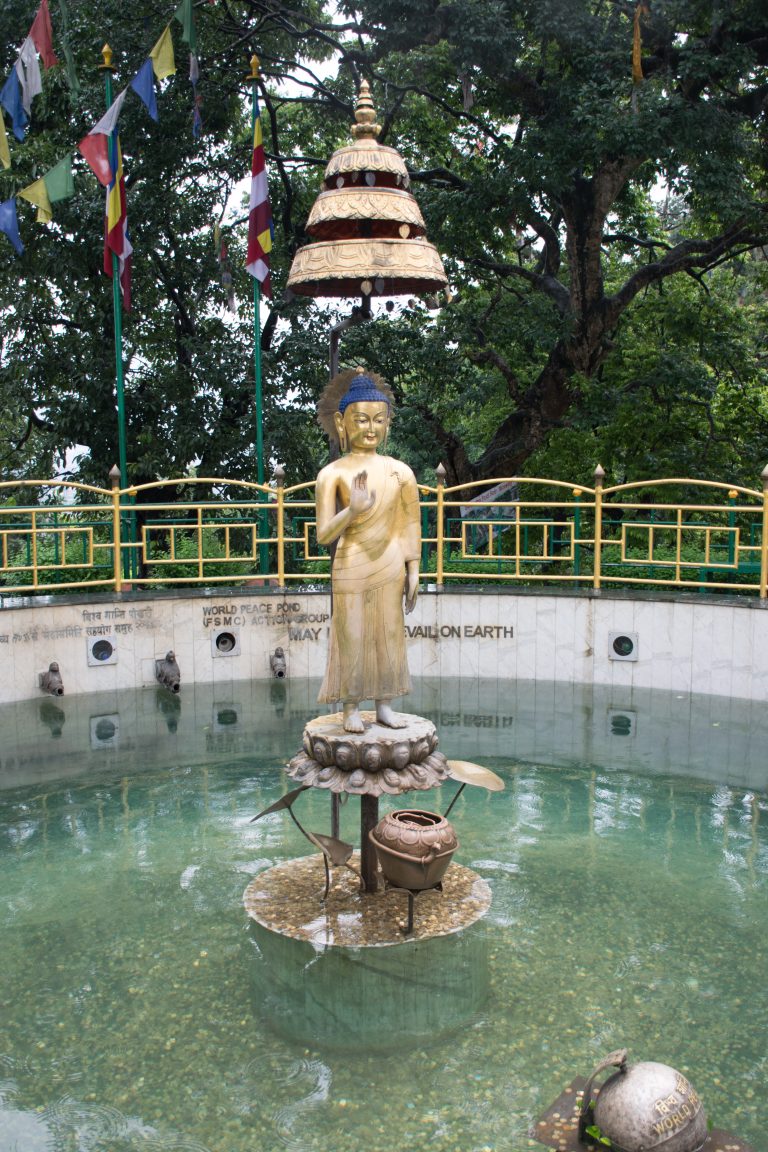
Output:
39,662,64,696
155,650,181,693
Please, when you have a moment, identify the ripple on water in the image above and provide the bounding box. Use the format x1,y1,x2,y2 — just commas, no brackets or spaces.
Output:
1,689,767,1152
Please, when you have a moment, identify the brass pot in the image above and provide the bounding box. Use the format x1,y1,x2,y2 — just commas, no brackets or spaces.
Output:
370,809,458,890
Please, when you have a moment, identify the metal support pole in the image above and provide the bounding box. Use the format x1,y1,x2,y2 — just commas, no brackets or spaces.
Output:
360,794,379,893
100,46,135,582
436,462,446,590
273,464,285,587
110,464,122,594
101,50,127,492
329,297,372,380
593,464,605,590
249,56,269,575
760,465,768,600
573,488,582,577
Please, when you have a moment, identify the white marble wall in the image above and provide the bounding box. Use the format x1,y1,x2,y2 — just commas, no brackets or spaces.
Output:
1,589,767,704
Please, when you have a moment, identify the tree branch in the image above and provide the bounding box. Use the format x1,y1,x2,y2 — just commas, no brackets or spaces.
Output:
606,215,768,321
469,257,571,314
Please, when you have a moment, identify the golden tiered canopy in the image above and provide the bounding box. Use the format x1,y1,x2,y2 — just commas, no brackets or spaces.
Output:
287,81,448,299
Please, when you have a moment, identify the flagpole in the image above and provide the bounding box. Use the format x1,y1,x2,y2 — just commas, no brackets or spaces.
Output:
100,44,133,581
100,45,127,492
249,54,268,575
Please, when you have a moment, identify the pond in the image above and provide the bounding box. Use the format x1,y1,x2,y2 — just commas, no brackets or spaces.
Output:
0,677,766,1152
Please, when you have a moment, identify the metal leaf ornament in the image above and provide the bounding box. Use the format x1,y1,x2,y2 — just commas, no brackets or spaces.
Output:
249,784,310,822
446,760,505,791
444,760,505,818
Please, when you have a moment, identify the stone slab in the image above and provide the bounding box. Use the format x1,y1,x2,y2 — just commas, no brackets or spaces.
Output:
531,1080,754,1152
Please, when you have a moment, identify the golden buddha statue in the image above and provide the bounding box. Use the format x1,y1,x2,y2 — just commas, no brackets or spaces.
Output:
316,369,420,733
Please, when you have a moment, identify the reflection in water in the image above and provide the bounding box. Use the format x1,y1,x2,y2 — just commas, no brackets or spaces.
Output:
156,688,182,734
39,700,66,739
0,679,766,1151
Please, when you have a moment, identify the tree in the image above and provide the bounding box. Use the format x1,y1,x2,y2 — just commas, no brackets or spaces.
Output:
0,0,331,490
233,0,768,482
1,0,767,490
339,0,768,482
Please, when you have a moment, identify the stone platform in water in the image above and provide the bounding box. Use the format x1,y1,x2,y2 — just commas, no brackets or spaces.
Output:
286,711,449,796
244,857,492,1050
243,854,490,947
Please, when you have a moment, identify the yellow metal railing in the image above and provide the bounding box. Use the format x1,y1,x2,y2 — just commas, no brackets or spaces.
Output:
1,465,767,599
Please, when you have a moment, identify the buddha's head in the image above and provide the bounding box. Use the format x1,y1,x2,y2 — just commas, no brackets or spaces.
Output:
334,372,391,453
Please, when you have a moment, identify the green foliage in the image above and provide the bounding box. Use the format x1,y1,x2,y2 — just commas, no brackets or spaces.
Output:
138,519,257,587
1,0,767,498
0,517,113,592
528,260,768,488
585,1121,613,1147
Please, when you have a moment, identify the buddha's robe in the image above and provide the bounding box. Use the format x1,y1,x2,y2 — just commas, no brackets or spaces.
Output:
317,456,420,705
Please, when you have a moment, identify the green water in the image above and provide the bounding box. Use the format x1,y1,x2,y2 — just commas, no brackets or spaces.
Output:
0,679,766,1151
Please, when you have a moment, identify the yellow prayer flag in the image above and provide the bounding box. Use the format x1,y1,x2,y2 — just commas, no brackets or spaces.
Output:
0,107,10,170
18,178,53,223
632,2,649,84
150,25,176,81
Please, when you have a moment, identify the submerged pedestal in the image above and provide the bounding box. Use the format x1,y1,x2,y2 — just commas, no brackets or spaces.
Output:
244,856,491,1050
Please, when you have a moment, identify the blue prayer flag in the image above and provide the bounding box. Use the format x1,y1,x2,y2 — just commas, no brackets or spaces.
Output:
0,197,23,255
130,59,158,121
0,70,29,142
192,87,202,138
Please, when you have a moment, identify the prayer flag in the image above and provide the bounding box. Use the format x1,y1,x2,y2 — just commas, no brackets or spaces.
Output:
0,108,10,170
0,197,23,254
174,0,197,53
150,26,176,82
78,132,111,186
89,87,128,137
16,37,43,115
18,177,52,223
104,133,132,310
131,58,158,121
174,0,200,137
57,0,80,96
192,88,203,137
43,155,74,202
0,69,28,142
77,89,127,186
632,2,649,84
245,90,273,296
30,0,59,69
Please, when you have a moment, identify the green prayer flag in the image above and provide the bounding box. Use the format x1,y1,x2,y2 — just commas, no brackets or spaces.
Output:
57,0,81,97
43,155,74,203
174,0,197,53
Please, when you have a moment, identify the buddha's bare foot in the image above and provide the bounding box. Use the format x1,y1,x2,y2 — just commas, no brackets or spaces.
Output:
342,705,366,733
375,702,407,728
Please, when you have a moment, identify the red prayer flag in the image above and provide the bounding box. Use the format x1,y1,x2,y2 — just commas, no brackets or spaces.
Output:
30,0,59,69
104,133,132,310
245,92,273,296
78,132,112,186
78,90,129,188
